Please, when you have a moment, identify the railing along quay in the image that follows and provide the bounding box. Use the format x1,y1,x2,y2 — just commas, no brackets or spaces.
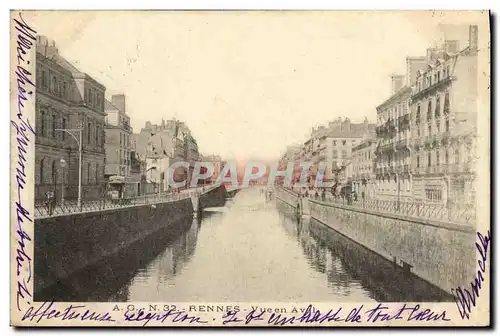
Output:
35,184,219,219
282,186,476,226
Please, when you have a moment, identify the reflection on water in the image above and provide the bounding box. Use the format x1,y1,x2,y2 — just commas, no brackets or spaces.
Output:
275,201,453,302
40,187,453,302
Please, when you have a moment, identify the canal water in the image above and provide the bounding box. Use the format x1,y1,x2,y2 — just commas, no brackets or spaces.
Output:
39,187,453,302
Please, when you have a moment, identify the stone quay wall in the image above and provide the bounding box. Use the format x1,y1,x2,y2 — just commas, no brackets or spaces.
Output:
276,187,476,293
34,184,228,296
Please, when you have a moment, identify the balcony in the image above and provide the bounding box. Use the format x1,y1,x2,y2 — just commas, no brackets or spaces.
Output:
412,76,453,100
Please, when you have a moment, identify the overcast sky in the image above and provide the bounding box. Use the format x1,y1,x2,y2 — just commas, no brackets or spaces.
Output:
27,11,476,161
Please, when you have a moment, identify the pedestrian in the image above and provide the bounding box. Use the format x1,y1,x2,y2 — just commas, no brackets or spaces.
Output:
46,190,55,215
321,189,326,201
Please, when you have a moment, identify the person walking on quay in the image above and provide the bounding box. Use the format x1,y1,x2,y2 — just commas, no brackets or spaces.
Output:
45,190,55,215
321,188,326,202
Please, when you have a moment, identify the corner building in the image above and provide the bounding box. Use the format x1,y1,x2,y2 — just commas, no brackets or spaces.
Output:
35,36,106,201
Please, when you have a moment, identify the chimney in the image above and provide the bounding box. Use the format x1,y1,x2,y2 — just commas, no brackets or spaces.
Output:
444,40,460,54
469,25,478,53
36,35,58,58
145,121,151,128
426,48,438,62
111,94,126,113
390,74,405,94
406,57,429,86
46,40,59,59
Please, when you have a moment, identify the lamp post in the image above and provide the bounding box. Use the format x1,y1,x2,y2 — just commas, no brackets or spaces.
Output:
60,158,67,205
56,121,83,210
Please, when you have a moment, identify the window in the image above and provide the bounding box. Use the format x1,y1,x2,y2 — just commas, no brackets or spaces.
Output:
427,100,432,121
87,122,92,143
52,114,57,139
333,140,337,146
417,128,420,137
436,121,440,133
416,105,421,124
51,75,57,93
40,110,45,136
120,133,122,146
41,71,48,89
332,150,338,158
96,125,99,144
435,96,441,118
96,164,99,184
428,125,432,136
96,94,101,111
455,148,460,164
86,162,91,184
342,140,347,146
39,158,45,184
444,92,450,114
62,118,67,140
445,120,450,132
51,160,56,183
416,155,420,168
437,71,440,82
342,150,347,159
436,151,440,166
426,189,442,202
62,82,67,98
428,152,432,167
445,150,449,164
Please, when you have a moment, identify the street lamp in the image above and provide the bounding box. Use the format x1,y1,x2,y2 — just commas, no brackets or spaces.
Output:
60,158,67,205
56,121,83,210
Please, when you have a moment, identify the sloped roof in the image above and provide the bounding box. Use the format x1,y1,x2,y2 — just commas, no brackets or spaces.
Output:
105,99,119,111
54,55,82,74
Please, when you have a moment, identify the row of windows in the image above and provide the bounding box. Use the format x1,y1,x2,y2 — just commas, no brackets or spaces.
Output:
353,150,372,161
39,69,70,100
332,150,348,159
120,133,131,148
415,119,450,137
415,147,471,168
117,150,131,166
415,92,450,124
37,158,102,185
332,139,356,146
37,111,69,141
84,86,104,111
416,65,450,93
378,102,410,125
37,109,104,147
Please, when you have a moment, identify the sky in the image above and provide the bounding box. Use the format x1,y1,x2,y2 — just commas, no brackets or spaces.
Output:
25,11,477,161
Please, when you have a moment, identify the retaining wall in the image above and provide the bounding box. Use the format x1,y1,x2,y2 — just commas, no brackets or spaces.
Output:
34,197,193,297
275,186,476,293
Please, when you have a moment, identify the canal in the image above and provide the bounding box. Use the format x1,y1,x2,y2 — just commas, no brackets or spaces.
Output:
39,187,453,302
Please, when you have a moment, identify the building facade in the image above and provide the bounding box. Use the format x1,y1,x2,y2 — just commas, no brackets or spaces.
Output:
35,35,106,202
104,95,133,179
375,86,413,201
374,55,431,202
133,118,200,190
352,135,377,199
319,118,375,184
410,25,478,209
